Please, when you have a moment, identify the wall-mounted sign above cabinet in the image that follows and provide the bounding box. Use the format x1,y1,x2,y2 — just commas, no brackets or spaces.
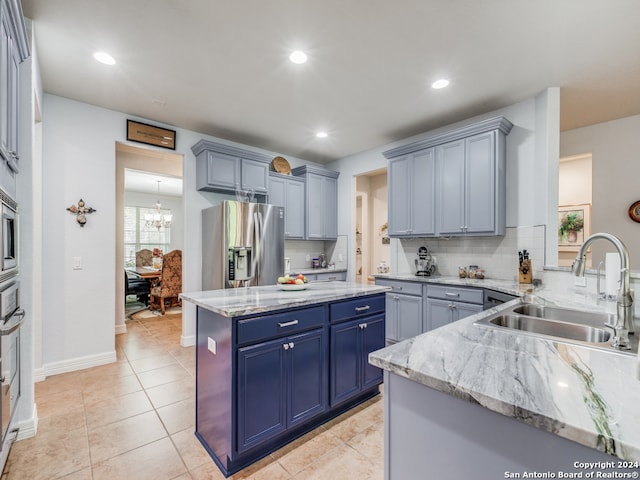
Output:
126,120,176,150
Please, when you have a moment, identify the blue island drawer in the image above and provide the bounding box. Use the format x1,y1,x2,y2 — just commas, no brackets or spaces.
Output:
236,305,326,344
330,294,385,323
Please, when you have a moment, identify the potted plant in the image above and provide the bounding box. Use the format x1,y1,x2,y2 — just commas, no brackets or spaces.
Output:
559,212,584,243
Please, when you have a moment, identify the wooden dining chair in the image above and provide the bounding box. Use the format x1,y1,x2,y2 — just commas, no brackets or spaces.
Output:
136,248,153,268
149,249,182,314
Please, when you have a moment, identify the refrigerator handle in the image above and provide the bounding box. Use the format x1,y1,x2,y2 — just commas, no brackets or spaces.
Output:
253,211,263,282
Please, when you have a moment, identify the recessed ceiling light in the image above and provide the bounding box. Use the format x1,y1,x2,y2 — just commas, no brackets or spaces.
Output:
93,51,116,65
316,131,328,138
431,79,450,89
289,50,308,64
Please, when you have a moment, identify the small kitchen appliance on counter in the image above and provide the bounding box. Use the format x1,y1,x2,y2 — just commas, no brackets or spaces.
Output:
415,246,436,276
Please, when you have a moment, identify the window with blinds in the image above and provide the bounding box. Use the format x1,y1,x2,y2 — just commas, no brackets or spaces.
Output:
124,206,171,268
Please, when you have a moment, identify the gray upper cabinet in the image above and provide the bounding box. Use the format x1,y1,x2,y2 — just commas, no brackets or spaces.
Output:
291,165,339,240
268,173,305,239
383,116,513,238
0,0,29,175
387,148,436,237
191,140,271,196
437,132,499,236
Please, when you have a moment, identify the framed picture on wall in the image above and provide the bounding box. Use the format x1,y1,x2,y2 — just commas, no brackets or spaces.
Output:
558,204,591,252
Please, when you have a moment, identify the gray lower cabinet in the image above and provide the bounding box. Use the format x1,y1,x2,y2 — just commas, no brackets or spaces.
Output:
191,140,270,196
425,285,483,330
291,165,339,240
387,148,436,237
268,173,305,239
375,278,424,343
309,271,347,283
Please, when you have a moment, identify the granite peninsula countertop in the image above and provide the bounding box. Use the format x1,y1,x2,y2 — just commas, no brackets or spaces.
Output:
369,290,640,461
180,281,388,317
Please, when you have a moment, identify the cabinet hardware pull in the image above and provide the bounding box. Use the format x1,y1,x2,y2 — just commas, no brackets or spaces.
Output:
278,320,299,328
283,344,289,350
363,323,368,329
391,286,403,291
289,342,295,349
355,306,370,312
444,292,459,298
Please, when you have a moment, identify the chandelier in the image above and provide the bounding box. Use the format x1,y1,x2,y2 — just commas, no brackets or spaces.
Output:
145,181,172,231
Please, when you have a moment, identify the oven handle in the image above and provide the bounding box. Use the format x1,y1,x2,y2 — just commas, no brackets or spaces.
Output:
1,309,25,336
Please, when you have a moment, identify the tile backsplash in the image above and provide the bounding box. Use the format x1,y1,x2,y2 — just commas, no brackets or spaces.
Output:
285,235,348,272
396,226,546,282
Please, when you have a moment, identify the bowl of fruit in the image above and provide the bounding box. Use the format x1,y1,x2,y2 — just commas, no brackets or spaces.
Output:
276,274,309,291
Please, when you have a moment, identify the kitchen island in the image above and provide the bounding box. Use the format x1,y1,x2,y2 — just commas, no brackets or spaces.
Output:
370,292,640,480
180,281,388,476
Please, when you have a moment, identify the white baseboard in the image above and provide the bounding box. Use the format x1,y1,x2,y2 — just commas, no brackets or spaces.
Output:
115,323,127,335
42,350,117,377
181,334,195,347
14,403,38,441
33,367,46,383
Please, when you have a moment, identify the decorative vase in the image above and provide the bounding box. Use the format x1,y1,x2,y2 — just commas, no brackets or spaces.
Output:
568,230,578,243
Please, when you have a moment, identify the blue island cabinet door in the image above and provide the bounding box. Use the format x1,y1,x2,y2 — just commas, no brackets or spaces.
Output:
287,329,328,427
237,338,287,453
330,319,360,406
360,314,385,390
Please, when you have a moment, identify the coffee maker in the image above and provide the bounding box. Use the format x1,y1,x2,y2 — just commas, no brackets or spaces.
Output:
415,246,436,276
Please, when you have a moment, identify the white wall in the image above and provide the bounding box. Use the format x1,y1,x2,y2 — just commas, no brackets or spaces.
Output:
328,88,560,279
560,114,640,269
39,93,319,371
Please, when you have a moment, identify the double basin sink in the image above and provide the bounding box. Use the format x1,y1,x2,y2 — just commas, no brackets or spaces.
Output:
475,301,638,355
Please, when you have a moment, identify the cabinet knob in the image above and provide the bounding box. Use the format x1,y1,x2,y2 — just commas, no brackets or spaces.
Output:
289,342,295,349
283,343,289,350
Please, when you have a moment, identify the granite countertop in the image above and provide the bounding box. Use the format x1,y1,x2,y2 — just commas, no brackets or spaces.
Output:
180,281,388,317
369,291,640,461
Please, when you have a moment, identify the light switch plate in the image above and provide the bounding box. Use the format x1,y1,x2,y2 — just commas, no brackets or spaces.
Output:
73,256,82,270
207,337,217,355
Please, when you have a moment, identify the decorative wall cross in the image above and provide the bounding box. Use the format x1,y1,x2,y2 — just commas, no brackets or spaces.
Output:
67,198,96,227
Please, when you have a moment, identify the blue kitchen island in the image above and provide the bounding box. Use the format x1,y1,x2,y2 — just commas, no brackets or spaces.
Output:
180,281,388,476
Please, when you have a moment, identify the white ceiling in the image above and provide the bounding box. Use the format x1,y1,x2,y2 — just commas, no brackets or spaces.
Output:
22,0,640,164
124,170,183,197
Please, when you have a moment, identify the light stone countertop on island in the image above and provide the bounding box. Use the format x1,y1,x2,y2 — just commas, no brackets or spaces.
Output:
180,281,389,317
369,290,640,461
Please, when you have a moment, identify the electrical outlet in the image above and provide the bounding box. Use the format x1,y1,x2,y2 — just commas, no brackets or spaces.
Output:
208,337,217,355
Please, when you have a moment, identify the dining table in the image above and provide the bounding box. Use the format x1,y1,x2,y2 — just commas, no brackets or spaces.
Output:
128,266,162,283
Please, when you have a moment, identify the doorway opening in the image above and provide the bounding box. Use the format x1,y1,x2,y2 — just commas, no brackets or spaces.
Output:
354,169,388,284
116,142,183,333
558,153,592,268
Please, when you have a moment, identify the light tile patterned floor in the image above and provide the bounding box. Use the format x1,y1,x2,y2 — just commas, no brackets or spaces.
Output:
2,314,384,479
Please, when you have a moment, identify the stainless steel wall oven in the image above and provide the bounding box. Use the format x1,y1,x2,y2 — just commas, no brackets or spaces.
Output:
0,280,23,450
0,191,17,280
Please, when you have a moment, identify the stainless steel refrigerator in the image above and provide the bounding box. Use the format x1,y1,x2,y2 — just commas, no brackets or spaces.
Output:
202,201,285,289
